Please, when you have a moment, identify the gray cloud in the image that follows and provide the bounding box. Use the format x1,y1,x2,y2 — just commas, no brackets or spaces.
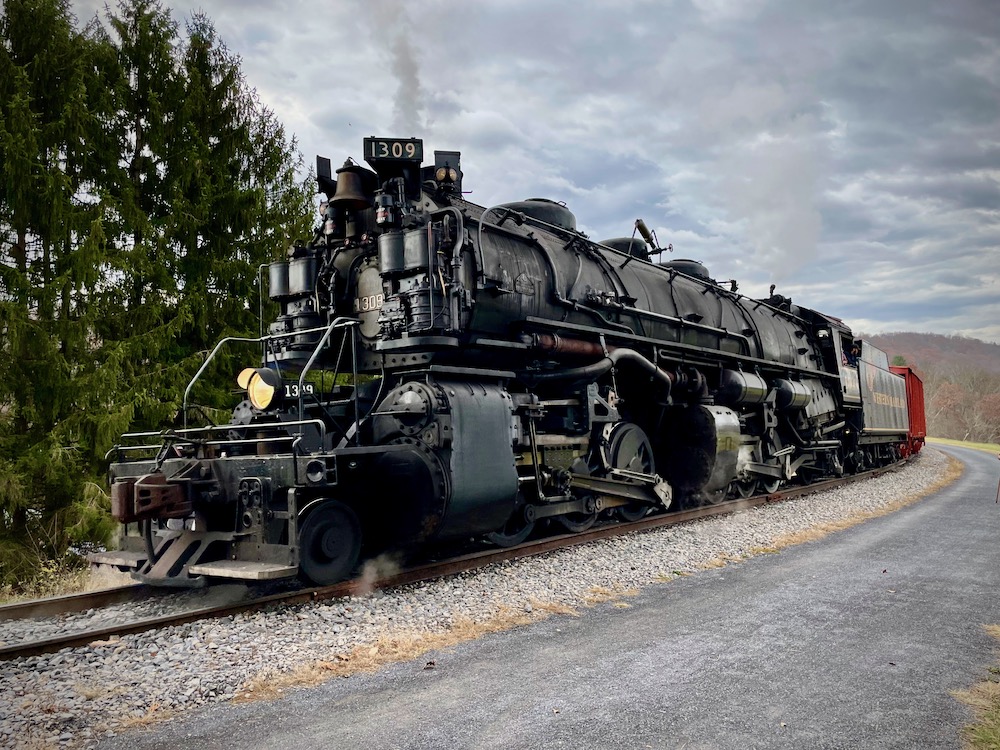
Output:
68,0,1000,343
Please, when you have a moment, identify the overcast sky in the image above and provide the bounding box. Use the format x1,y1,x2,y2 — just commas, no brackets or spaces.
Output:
73,0,1000,344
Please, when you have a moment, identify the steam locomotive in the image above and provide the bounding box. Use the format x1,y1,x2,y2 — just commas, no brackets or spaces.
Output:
94,137,923,587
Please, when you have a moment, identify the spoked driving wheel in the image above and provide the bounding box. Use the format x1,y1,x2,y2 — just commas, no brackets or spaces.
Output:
759,477,783,494
298,499,362,585
556,509,599,533
606,422,655,522
617,503,651,521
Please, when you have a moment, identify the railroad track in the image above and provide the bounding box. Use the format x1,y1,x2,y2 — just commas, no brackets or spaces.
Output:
0,583,155,622
0,462,905,661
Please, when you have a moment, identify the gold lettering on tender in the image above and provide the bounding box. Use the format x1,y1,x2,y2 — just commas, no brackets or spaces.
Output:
870,391,905,409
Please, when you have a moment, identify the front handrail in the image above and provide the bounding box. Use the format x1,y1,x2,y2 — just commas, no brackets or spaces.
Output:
181,319,359,429
296,317,361,441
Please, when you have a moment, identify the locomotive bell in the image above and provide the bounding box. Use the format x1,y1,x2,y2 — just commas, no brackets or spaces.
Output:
331,159,370,209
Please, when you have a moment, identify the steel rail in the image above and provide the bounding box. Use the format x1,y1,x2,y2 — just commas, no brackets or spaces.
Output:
0,461,908,661
0,584,155,623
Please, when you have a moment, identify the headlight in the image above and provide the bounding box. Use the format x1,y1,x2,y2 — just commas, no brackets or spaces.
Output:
435,166,458,183
238,367,283,410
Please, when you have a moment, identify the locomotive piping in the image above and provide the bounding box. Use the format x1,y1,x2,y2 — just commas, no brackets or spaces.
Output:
523,345,674,396
522,314,839,382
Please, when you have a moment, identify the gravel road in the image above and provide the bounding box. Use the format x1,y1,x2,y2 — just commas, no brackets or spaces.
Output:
4,446,991,749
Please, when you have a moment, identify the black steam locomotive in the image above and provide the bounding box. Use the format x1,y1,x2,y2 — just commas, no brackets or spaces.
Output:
95,137,916,586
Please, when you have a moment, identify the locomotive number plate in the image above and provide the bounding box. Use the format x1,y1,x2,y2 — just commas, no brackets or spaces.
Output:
284,383,315,398
354,292,385,313
364,137,423,162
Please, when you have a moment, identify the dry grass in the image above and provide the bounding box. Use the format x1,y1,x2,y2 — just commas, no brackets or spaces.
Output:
234,607,537,702
82,566,135,591
74,682,110,701
0,564,134,605
652,570,691,582
928,437,1000,455
954,625,1000,749
581,585,639,607
233,586,643,705
528,598,580,616
699,553,745,569
699,546,779,569
0,566,91,604
115,702,175,729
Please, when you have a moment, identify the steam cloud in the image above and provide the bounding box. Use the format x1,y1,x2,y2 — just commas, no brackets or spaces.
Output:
365,2,426,135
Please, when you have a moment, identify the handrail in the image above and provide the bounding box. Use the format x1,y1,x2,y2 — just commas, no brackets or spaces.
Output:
181,322,358,429
296,317,360,443
106,418,330,460
183,336,261,429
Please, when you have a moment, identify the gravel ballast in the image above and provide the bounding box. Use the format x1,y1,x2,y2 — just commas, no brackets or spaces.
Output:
0,449,952,748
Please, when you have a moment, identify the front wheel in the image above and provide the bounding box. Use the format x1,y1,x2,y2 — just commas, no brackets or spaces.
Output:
298,499,363,586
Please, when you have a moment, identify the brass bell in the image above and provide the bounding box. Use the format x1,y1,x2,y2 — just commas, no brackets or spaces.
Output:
331,159,370,209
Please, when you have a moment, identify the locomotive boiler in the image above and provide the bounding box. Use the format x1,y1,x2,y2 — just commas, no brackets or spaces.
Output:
96,137,917,586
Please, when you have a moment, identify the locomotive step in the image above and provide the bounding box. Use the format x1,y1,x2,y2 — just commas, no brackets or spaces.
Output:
187,560,298,580
88,550,147,570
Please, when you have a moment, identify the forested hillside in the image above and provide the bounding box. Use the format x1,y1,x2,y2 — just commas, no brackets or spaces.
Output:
865,332,1000,444
0,0,313,588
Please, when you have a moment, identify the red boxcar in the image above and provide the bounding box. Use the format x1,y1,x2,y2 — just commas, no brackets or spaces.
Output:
890,365,926,456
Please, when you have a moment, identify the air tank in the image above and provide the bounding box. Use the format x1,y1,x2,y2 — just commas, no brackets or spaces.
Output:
717,370,769,406
774,379,812,410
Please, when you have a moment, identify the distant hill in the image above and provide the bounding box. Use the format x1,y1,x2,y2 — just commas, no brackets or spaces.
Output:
861,332,1000,443
862,332,1000,375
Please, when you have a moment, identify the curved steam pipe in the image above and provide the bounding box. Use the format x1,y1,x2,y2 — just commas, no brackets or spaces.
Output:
523,345,675,393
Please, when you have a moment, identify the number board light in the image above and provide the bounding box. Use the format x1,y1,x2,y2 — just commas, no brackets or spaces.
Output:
364,137,423,164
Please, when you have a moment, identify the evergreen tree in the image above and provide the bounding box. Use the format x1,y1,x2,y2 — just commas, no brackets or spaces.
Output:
0,0,115,583
0,0,312,589
167,12,312,406
95,2,312,419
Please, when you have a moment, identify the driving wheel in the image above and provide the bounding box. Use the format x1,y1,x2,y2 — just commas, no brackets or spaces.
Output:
606,422,656,522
